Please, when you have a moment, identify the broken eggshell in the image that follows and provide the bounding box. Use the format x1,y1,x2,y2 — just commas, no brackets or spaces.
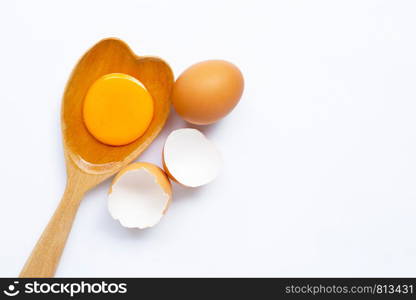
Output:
108,162,172,229
163,128,222,187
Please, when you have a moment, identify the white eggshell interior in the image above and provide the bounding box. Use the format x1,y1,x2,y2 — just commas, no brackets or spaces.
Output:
164,128,222,187
108,168,170,229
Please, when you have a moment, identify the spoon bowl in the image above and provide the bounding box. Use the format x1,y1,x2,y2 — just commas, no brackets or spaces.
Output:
20,38,174,277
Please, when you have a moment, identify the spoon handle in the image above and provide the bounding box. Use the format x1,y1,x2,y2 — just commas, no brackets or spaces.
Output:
19,183,85,277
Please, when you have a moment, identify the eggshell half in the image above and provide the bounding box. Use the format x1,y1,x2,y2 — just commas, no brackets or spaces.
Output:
163,128,222,187
108,162,172,229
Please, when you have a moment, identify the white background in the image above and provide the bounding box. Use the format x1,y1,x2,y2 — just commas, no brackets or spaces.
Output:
1,0,416,277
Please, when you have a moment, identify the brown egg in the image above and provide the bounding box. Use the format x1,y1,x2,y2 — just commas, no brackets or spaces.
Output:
172,60,244,125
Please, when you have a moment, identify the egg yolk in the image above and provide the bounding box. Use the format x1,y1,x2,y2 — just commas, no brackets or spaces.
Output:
83,73,154,146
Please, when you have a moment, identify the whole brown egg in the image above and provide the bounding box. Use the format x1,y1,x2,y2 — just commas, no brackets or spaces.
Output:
172,60,244,125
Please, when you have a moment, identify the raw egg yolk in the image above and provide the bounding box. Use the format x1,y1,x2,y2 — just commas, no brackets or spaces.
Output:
83,73,154,146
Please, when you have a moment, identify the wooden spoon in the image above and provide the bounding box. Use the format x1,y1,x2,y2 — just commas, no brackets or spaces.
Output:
20,38,174,277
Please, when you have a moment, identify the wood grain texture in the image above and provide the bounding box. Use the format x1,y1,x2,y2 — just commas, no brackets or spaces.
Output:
20,38,174,278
